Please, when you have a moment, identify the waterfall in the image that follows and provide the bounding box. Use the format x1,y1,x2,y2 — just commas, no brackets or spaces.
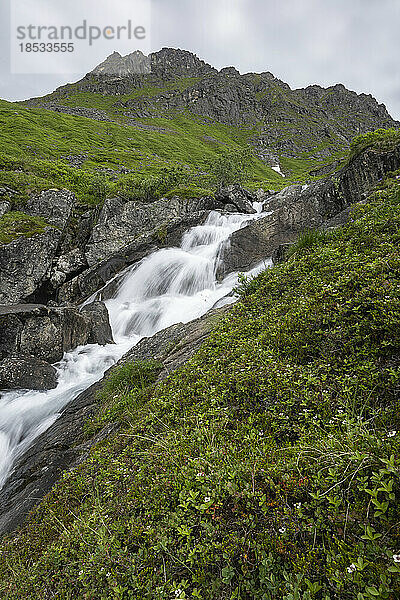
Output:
0,207,269,489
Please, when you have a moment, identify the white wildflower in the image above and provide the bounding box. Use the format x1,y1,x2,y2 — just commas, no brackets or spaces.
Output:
388,430,397,438
294,502,301,509
347,563,356,573
204,496,211,503
278,527,286,534
393,554,400,563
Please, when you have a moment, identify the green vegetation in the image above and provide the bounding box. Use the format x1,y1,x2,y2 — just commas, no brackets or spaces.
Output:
349,128,400,160
0,86,352,207
207,148,251,190
0,99,288,206
286,229,329,259
1,169,399,599
85,360,164,438
0,211,49,244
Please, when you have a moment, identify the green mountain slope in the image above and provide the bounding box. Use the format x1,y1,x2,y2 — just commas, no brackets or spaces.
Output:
1,136,399,599
1,48,398,207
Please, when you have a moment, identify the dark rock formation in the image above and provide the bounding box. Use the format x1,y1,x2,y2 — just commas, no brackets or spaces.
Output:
0,190,77,305
0,305,230,535
50,248,88,288
84,195,220,267
0,355,57,390
0,302,113,368
23,189,74,229
216,185,256,214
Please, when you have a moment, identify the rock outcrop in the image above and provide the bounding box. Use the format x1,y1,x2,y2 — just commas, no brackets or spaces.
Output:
84,195,220,267
0,302,113,381
23,189,74,229
58,212,210,304
0,190,77,305
0,228,61,305
216,185,257,214
0,355,57,390
0,305,230,535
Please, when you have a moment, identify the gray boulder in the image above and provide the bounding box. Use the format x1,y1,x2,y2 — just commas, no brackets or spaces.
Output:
0,302,113,365
0,355,58,390
0,228,61,305
23,189,75,229
85,195,219,267
216,185,256,214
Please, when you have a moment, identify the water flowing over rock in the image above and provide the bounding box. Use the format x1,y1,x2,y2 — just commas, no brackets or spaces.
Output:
0,207,263,533
218,144,400,277
84,195,222,267
0,305,230,535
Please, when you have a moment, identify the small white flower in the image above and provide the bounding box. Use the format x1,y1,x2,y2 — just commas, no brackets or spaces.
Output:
197,472,205,477
393,554,400,563
388,430,397,437
79,570,83,576
347,563,356,573
294,502,301,509
175,590,182,597
278,527,286,534
204,496,211,503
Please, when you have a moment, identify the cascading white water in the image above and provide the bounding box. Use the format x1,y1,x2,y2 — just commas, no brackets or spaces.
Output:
0,205,270,489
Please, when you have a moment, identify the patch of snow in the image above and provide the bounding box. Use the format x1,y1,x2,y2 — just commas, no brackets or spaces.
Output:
271,164,285,177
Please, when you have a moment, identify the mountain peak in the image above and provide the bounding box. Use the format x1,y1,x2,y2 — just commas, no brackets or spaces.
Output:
90,47,216,79
92,50,151,76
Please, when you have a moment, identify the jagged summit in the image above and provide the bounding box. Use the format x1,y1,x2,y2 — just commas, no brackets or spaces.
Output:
92,50,151,76
91,47,216,79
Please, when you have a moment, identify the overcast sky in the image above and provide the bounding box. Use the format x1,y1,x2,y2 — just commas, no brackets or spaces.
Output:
1,0,399,119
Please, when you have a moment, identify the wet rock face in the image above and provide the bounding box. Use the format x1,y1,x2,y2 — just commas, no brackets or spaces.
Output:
0,355,57,390
0,302,113,368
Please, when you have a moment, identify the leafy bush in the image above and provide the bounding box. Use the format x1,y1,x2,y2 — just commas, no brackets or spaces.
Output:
207,148,252,190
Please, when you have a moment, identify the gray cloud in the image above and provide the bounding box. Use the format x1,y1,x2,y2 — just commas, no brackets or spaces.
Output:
0,0,399,119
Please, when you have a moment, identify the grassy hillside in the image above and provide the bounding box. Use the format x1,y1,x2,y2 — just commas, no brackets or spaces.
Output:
0,150,399,598
0,94,347,207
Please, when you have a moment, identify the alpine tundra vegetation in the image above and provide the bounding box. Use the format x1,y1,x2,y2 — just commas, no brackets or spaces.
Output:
0,49,399,600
